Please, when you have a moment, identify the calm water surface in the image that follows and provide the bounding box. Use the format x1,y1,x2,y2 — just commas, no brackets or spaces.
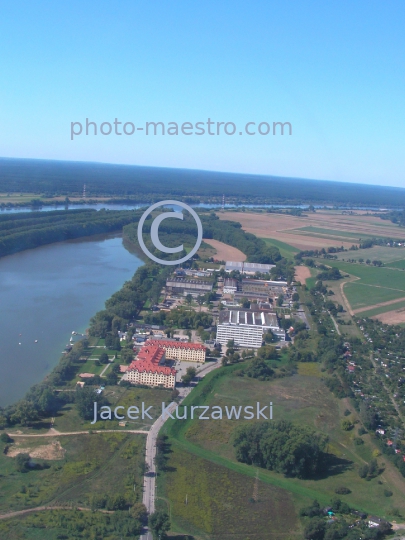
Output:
0,234,142,407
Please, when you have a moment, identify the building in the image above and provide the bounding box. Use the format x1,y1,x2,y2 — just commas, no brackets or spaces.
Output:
223,278,238,294
165,277,213,296
225,261,275,274
124,345,176,388
145,339,206,362
216,310,285,348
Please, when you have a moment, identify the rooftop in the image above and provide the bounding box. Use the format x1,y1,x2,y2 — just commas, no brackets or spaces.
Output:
128,346,176,376
145,339,206,350
219,310,279,327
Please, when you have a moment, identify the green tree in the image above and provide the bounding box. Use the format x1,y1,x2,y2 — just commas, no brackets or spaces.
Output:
99,352,109,364
182,366,196,384
304,517,326,540
15,453,30,472
149,510,170,539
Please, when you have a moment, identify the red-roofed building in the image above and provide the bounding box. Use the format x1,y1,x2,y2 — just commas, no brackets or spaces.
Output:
124,346,176,388
145,339,206,363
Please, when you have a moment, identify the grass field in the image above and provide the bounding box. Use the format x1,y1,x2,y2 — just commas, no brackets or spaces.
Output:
0,432,145,515
358,299,405,319
161,367,405,522
387,259,405,269
335,246,405,264
316,260,405,314
262,238,298,259
159,447,301,540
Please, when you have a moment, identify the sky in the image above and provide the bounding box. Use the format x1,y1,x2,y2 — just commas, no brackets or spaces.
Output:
0,0,404,188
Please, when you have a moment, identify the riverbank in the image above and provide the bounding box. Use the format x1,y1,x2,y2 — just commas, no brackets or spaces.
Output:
0,233,143,407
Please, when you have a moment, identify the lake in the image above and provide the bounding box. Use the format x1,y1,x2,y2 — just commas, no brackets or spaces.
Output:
0,234,143,407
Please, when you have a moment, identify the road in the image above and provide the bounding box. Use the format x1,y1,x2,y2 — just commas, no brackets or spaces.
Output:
140,359,219,540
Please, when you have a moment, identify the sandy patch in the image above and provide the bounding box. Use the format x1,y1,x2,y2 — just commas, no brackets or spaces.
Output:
202,239,246,262
6,440,65,460
294,266,311,283
372,307,405,325
354,296,405,314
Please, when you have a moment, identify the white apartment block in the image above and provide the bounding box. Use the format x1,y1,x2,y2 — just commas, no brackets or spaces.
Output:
216,310,285,348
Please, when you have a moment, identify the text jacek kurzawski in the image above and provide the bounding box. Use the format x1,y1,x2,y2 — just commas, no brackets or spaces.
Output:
91,402,273,424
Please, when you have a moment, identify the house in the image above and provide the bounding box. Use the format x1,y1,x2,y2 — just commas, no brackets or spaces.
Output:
368,516,391,529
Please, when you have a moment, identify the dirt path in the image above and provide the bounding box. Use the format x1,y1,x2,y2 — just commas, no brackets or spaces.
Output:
7,429,148,438
340,278,359,316
354,295,405,314
0,505,113,520
202,238,246,261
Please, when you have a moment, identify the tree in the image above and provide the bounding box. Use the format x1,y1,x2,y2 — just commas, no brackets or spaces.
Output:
130,503,147,523
15,453,30,472
121,348,134,364
75,387,107,420
196,295,204,311
185,294,193,309
304,517,326,540
11,400,39,426
182,367,196,384
149,510,170,538
106,371,118,385
99,352,109,364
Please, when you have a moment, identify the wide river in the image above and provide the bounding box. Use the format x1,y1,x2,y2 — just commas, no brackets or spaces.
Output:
0,234,142,407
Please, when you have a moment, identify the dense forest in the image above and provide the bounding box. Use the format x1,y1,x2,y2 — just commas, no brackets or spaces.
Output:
1,157,405,207
0,208,142,257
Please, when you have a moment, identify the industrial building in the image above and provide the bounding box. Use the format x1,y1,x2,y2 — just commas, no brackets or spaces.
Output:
216,310,285,348
225,261,275,274
166,277,213,296
223,278,238,294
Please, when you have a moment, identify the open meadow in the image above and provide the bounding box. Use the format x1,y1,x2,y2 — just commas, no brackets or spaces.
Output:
161,366,405,529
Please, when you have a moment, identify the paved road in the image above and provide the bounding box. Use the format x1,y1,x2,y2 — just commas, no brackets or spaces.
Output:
140,359,219,540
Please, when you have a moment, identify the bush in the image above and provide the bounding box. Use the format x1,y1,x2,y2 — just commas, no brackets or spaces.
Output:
384,489,393,497
15,453,30,472
358,426,367,436
0,433,11,443
354,437,364,446
334,486,351,495
358,464,369,478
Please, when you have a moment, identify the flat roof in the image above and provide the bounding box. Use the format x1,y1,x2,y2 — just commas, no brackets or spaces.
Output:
219,310,278,327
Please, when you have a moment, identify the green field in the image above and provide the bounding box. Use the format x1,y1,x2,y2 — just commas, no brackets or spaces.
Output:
160,448,301,540
387,258,405,269
0,432,145,515
358,298,405,318
161,366,405,527
293,226,387,241
262,238,299,259
318,260,405,310
335,246,405,264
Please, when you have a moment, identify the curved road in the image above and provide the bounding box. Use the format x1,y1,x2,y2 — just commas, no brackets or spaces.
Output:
140,359,219,540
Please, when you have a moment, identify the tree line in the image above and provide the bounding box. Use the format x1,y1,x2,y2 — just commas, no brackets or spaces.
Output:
0,208,142,257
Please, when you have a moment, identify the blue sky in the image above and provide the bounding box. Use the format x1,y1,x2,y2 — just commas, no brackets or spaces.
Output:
0,0,404,187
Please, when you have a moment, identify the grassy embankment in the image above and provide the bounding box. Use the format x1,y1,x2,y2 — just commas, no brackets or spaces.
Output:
158,359,405,537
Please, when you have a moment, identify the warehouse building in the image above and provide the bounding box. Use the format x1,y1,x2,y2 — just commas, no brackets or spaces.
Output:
166,277,213,296
225,261,275,274
223,278,238,294
216,310,285,348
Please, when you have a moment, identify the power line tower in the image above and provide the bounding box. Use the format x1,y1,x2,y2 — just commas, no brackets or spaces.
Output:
222,194,225,211
83,184,86,198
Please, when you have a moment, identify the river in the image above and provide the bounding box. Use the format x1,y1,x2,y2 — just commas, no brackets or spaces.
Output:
0,234,143,407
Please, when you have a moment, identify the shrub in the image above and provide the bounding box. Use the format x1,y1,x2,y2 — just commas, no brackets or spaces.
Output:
354,437,364,446
335,486,351,495
384,489,393,497
0,433,11,443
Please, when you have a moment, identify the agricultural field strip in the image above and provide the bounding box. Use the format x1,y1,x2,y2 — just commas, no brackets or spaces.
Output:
353,295,405,314
8,429,148,437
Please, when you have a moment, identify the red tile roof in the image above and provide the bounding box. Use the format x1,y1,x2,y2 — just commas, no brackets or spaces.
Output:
145,339,206,351
128,346,175,376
